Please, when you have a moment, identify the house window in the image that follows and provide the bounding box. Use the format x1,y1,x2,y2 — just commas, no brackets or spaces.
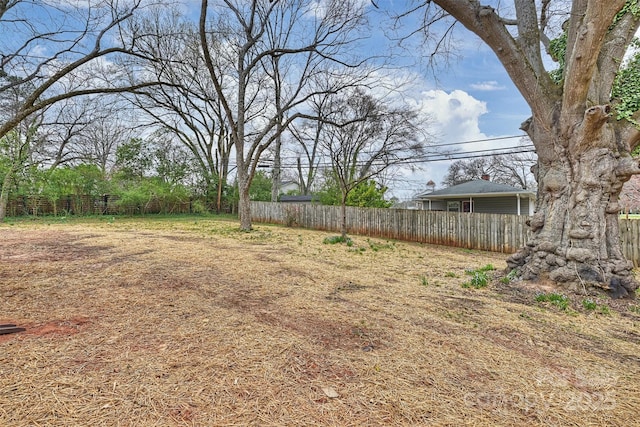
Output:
447,201,460,212
462,201,473,212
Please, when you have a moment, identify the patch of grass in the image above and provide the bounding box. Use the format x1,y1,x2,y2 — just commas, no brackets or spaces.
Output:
581,298,611,315
420,276,429,286
598,304,611,315
366,238,395,252
535,292,569,311
462,264,496,289
629,305,640,314
478,264,496,272
323,235,353,246
445,272,457,278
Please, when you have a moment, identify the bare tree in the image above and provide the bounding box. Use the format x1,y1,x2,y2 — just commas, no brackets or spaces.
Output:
81,111,137,176
0,0,170,220
0,71,45,220
288,88,336,195
127,8,234,212
404,1,640,296
321,88,428,237
441,158,491,187
442,148,536,189
33,96,135,171
199,0,372,230
0,0,162,140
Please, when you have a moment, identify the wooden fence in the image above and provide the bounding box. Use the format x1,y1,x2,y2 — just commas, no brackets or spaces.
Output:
251,202,640,266
251,201,530,253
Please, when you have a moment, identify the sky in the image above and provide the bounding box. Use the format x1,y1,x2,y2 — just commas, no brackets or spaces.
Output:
2,0,534,201
387,54,533,200
362,3,534,201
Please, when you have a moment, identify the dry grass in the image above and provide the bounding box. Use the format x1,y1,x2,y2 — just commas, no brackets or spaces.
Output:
1,216,639,426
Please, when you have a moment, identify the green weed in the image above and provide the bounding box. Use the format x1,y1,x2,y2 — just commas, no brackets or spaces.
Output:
463,271,489,289
366,238,395,252
500,269,518,284
462,264,495,289
323,235,353,245
581,298,611,315
535,292,569,310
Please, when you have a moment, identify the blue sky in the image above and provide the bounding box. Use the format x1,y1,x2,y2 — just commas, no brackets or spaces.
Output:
361,4,533,199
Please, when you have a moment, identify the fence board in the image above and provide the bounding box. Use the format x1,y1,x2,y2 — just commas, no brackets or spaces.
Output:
253,202,640,266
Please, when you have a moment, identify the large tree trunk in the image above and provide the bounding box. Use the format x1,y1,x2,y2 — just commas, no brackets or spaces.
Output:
237,165,252,231
271,137,281,203
507,106,639,298
0,165,15,222
340,193,348,239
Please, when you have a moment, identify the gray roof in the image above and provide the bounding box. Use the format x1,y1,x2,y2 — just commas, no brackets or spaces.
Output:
279,195,315,203
417,180,535,199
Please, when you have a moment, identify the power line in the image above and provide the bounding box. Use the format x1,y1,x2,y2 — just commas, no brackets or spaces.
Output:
426,134,529,148
254,146,536,170
271,134,531,162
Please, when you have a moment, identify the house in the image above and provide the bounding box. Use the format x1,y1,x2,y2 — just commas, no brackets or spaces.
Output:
414,179,535,216
279,180,300,195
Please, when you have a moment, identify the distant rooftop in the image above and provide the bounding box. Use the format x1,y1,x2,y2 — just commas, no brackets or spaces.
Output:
416,180,534,199
279,195,316,203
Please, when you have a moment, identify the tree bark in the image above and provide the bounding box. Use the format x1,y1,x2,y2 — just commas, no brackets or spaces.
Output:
0,165,14,222
340,193,348,238
236,162,252,231
507,106,640,297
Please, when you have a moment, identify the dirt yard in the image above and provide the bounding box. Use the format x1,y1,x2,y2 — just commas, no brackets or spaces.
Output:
1,216,639,426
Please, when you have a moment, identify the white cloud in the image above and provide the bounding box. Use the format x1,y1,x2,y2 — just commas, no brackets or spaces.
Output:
469,80,505,91
411,89,487,143
387,89,490,200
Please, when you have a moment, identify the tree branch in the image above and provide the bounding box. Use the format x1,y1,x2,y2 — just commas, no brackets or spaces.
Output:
560,0,626,130
432,0,557,118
